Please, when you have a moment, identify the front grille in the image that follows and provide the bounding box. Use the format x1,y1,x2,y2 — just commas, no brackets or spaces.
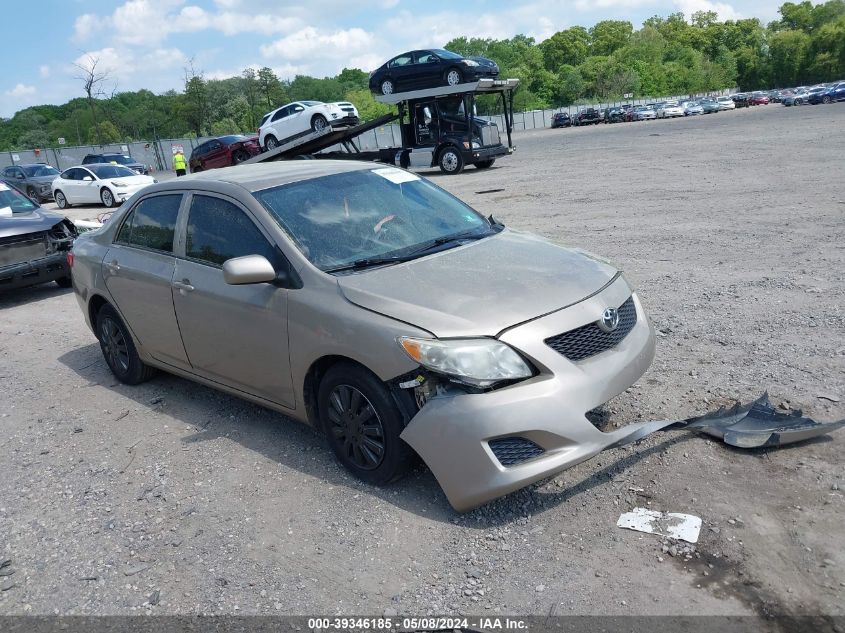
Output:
480,123,500,147
545,296,637,362
489,437,545,466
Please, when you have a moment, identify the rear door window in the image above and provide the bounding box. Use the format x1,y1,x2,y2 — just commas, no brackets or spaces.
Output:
116,194,182,253
185,195,277,267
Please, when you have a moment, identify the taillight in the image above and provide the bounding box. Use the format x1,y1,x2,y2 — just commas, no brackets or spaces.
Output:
67,251,74,268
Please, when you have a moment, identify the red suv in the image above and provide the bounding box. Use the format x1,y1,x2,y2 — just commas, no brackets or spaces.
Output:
189,135,261,172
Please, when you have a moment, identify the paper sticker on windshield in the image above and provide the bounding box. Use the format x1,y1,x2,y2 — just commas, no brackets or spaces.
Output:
0,206,12,217
0,183,9,191
372,167,419,184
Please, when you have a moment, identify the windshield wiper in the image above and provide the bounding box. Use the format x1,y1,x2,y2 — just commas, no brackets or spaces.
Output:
324,228,498,274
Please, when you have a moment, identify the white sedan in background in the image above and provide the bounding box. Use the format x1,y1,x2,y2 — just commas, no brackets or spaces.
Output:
717,96,736,110
258,100,360,151
655,102,685,118
52,164,156,209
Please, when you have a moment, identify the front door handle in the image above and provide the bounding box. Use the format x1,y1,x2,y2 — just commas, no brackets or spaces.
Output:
105,260,120,274
173,279,195,293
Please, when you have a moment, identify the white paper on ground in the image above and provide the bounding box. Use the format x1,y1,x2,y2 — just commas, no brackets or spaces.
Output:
616,507,702,543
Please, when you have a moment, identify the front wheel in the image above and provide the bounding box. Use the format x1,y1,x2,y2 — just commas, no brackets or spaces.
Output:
96,304,157,385
822,96,831,104
446,68,463,86
318,362,415,485
438,146,464,174
26,187,39,203
475,159,495,169
101,188,115,208
231,149,250,164
311,114,328,132
54,190,70,209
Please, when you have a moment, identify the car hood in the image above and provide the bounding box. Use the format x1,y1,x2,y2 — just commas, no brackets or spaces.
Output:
0,207,66,237
336,229,619,338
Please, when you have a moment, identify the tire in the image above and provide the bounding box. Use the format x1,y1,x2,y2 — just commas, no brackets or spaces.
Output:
317,362,415,486
100,188,115,208
380,79,394,95
231,149,250,164
822,96,831,104
794,98,803,105
437,146,464,174
475,159,495,169
311,114,328,132
54,190,70,209
264,135,279,151
55,276,73,289
446,68,463,86
26,187,39,203
96,304,157,385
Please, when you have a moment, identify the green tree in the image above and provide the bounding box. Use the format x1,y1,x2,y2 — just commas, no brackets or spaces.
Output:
768,29,812,86
590,20,633,56
539,27,590,70
556,65,585,104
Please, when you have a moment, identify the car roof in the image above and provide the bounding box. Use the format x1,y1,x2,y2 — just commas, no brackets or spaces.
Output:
154,160,378,193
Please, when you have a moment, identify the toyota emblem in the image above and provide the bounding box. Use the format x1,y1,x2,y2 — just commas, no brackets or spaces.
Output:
597,307,620,333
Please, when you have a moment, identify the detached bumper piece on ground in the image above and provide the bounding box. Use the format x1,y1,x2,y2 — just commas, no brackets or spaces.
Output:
610,393,845,450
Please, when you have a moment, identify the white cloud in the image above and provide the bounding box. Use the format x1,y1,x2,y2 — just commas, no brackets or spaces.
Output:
260,26,375,60
39,65,50,79
73,13,104,42
5,83,36,98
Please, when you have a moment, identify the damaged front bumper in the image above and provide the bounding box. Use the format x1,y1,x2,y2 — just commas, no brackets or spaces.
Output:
400,276,656,512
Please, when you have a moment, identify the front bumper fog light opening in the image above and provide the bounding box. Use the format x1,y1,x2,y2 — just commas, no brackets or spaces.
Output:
488,437,545,466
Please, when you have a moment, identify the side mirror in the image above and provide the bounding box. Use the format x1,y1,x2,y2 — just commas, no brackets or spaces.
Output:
423,107,432,125
223,254,277,285
83,176,94,181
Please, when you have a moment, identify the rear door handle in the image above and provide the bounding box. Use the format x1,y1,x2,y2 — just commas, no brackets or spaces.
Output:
105,260,120,274
173,279,194,293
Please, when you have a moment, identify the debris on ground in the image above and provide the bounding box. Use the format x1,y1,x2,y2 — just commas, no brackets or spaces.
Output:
617,508,702,543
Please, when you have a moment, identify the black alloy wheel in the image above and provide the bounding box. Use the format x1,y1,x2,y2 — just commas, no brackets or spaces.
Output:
326,385,386,471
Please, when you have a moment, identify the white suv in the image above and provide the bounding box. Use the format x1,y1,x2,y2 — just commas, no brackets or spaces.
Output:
258,101,360,151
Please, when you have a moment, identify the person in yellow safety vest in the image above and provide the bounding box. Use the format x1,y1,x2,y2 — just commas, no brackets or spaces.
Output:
173,150,187,177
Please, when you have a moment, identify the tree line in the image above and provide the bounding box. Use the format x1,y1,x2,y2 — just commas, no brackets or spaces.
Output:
1,1,843,151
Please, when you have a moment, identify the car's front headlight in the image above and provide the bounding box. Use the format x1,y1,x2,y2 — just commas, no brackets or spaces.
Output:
110,181,128,188
462,59,480,67
398,337,532,388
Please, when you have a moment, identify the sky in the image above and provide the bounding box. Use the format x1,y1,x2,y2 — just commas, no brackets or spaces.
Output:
2,0,787,117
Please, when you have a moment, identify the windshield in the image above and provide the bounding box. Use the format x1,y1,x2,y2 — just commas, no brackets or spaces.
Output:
21,165,60,178
253,168,493,271
433,49,464,60
0,182,39,214
89,165,136,179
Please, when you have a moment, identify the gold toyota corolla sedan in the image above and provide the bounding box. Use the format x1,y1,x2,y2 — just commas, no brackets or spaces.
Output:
69,161,655,511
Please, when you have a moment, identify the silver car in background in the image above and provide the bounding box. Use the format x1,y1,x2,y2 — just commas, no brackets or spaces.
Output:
69,161,655,511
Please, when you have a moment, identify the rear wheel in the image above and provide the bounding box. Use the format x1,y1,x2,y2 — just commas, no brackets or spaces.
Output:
822,96,831,104
231,149,250,164
100,188,115,208
311,114,328,132
380,79,394,95
264,135,279,151
54,190,70,209
55,276,73,288
438,146,464,174
96,304,157,385
318,362,415,485
446,68,463,86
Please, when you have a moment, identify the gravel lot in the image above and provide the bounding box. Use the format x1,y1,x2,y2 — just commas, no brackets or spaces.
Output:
1,103,843,619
